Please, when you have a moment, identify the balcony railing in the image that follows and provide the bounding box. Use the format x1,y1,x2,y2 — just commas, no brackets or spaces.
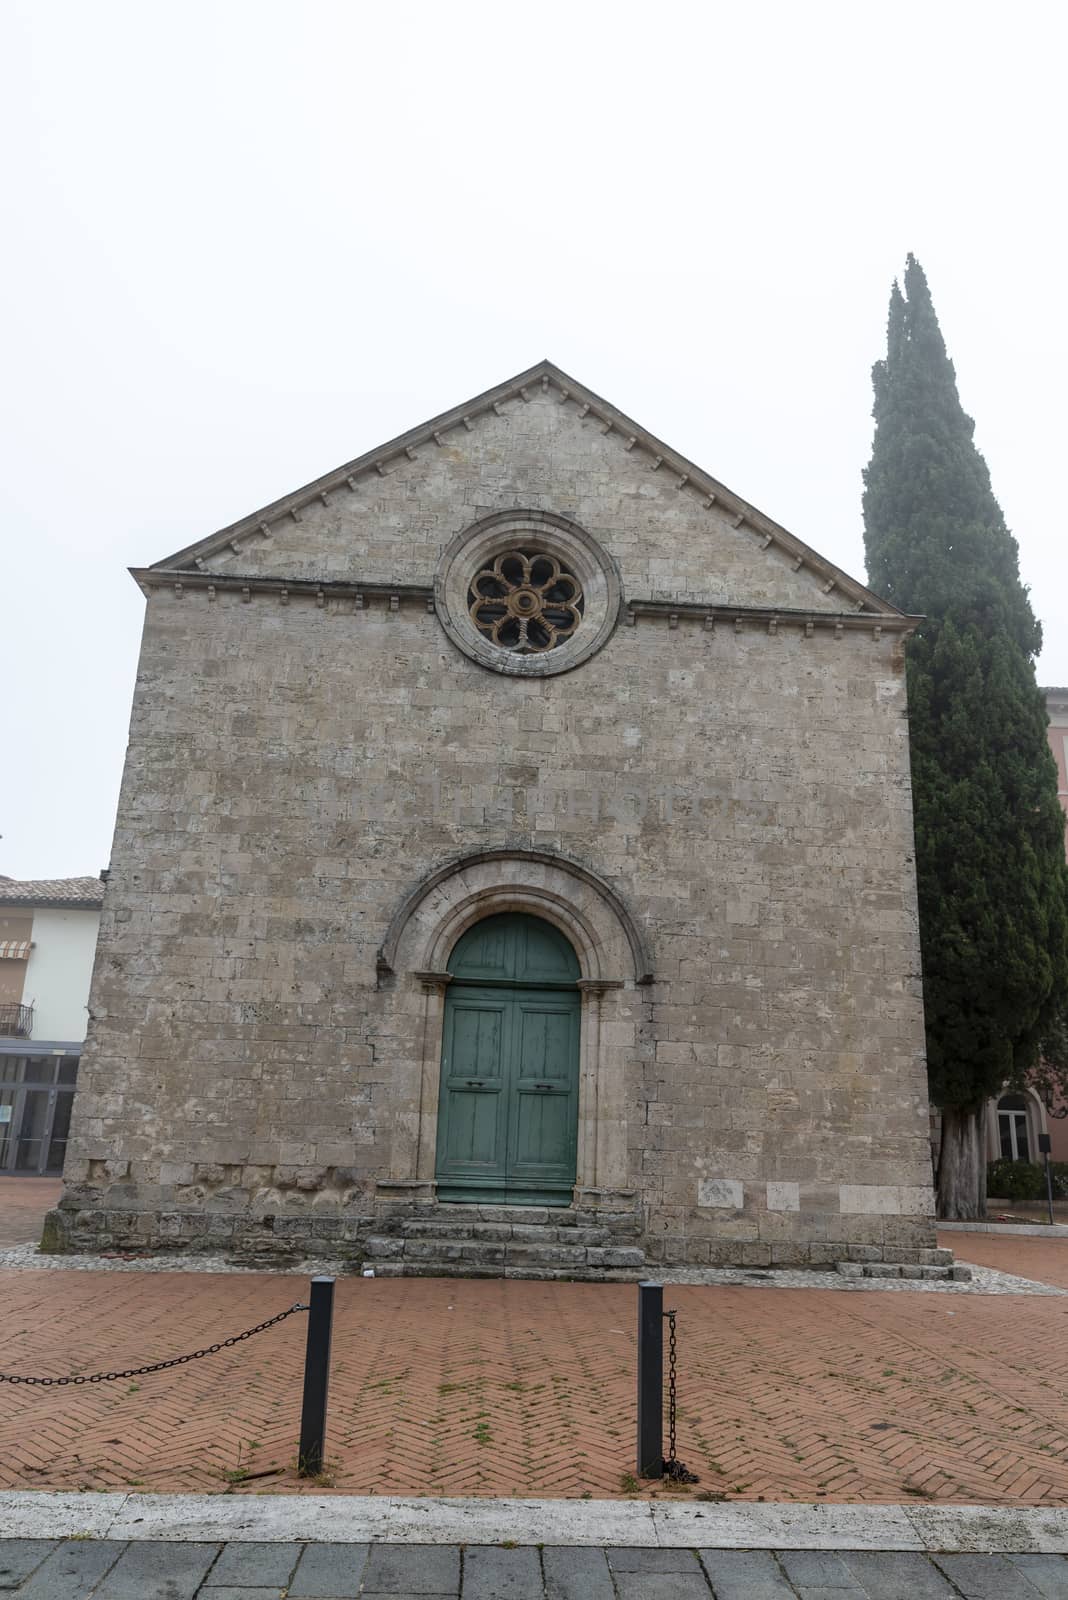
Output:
0,1003,33,1038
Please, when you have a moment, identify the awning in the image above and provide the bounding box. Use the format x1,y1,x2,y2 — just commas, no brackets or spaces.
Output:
0,941,30,959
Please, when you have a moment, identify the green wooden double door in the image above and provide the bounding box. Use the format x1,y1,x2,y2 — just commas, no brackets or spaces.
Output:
435,913,580,1206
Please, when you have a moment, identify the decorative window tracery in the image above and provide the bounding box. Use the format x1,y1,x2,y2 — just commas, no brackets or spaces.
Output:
435,510,620,677
467,550,585,654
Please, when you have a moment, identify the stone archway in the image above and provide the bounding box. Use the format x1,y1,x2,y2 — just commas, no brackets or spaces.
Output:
375,850,650,1207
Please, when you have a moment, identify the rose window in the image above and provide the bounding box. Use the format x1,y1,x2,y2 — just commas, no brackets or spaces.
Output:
467,550,585,654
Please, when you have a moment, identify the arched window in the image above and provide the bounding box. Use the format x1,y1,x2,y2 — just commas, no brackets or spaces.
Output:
997,1094,1032,1162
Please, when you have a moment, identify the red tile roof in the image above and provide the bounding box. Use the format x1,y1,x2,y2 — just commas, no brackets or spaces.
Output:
0,876,105,909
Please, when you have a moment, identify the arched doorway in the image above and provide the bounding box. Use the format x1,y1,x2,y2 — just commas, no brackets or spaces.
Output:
435,913,581,1205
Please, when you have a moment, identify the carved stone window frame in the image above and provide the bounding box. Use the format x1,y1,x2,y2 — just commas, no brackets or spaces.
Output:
434,510,622,677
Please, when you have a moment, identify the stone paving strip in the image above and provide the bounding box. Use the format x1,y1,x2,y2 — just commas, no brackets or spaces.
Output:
0,1241,1061,1295
3,1492,1068,1551
4,1530,1068,1599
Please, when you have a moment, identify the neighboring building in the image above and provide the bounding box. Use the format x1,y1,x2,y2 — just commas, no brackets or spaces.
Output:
984,687,1068,1172
52,361,939,1274
0,876,104,1174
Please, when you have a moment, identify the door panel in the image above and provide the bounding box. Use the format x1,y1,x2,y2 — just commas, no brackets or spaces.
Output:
447,912,580,986
511,999,579,1187
0,1086,16,1169
436,996,509,1189
15,1089,51,1172
46,1090,75,1174
436,975,579,1205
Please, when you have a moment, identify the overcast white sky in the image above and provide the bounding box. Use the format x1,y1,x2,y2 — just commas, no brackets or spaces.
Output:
2,1,1065,880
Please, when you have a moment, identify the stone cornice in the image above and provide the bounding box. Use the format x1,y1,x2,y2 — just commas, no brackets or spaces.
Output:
625,599,921,636
131,568,435,610
147,359,903,619
134,567,921,637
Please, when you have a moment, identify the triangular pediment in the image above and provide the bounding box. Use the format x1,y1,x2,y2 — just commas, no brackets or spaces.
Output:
142,361,904,619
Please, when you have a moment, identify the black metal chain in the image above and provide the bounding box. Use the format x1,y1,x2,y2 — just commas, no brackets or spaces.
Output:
0,1301,308,1387
662,1307,699,1483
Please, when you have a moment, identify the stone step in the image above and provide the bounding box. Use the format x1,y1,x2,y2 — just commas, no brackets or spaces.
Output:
374,1204,643,1237
835,1260,971,1282
396,1219,616,1246
371,1259,647,1283
363,1233,647,1278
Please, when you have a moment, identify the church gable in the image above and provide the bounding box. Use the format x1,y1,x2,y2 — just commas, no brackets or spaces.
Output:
150,362,899,619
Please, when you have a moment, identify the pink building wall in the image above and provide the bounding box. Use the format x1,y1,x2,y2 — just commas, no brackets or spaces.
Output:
1041,688,1068,1162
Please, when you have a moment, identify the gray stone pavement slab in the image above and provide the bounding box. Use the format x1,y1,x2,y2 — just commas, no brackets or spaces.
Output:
541,1546,614,1600
1,1542,1068,1597
201,1591,288,1600
1009,1554,1068,1598
461,1546,542,1599
287,1541,368,1597
839,1550,958,1597
777,1549,864,1592
607,1547,704,1571
0,1545,55,1592
612,1573,712,1600
205,1541,300,1586
16,1541,126,1600
92,1541,221,1600
934,1552,1047,1598
361,1544,461,1593
698,1548,797,1598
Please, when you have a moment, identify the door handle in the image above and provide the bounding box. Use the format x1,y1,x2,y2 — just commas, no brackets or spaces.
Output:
466,1079,485,1087
534,1082,554,1091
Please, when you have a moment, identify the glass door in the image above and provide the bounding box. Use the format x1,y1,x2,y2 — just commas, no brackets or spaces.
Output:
0,1083,16,1168
0,1055,80,1174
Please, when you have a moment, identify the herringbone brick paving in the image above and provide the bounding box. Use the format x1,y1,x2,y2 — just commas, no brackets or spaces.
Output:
942,1230,1068,1289
3,1234,1068,1504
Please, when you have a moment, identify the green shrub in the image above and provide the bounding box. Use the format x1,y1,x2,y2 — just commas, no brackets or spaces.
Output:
986,1159,1045,1200
987,1158,1068,1201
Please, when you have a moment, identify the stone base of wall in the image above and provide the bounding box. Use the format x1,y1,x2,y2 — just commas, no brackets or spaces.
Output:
43,1182,941,1276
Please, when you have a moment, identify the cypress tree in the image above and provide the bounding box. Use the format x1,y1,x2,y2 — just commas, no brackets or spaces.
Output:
862,256,1068,1218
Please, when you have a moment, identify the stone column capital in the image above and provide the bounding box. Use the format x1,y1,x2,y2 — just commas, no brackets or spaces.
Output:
414,970,453,995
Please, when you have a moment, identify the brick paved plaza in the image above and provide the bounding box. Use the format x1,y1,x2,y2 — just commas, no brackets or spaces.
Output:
4,1538,1068,1598
2,1209,1068,1506
0,1180,61,1248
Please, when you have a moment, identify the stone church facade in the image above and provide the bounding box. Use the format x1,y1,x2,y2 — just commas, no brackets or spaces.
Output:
50,361,942,1276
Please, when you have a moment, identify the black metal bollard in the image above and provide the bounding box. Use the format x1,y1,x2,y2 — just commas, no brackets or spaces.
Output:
298,1275,335,1477
637,1280,664,1478
1040,1133,1055,1228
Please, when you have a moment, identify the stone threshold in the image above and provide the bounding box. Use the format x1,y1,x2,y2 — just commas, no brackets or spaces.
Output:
1,1492,1067,1553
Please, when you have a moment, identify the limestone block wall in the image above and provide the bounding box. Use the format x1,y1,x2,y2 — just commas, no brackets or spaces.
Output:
56,573,935,1265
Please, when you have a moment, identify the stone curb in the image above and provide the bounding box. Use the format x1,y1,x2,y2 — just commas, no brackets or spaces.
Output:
940,1221,1068,1237
1,1493,1066,1553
